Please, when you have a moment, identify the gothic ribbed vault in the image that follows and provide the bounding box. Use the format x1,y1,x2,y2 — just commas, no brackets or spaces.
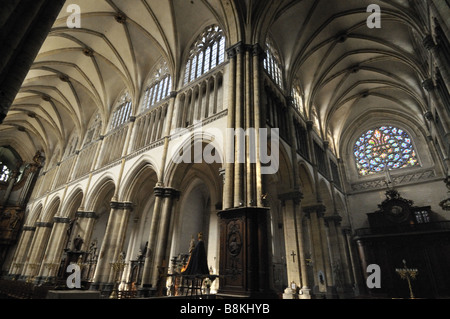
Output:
0,0,431,168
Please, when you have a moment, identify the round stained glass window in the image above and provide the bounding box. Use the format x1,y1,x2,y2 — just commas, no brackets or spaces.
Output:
354,126,419,176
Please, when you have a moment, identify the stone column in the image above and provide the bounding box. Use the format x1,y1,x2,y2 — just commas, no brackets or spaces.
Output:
304,205,329,295
122,116,136,157
91,201,132,291
22,221,53,282
234,43,245,208
150,188,180,290
38,216,71,282
343,228,363,295
139,187,166,296
306,121,322,203
335,224,354,292
223,45,237,210
279,191,311,299
318,213,334,296
74,211,98,251
325,215,353,296
8,225,36,279
137,87,176,296
252,44,265,207
0,0,66,122
355,239,370,295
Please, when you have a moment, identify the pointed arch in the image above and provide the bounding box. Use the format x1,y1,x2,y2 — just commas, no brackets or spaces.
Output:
42,196,61,223
61,187,84,218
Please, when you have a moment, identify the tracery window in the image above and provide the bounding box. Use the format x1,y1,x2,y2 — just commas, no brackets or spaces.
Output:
64,134,78,158
0,163,10,182
311,106,321,133
291,81,305,116
354,126,420,176
264,36,283,89
83,112,102,147
142,60,172,111
183,25,225,86
110,91,132,130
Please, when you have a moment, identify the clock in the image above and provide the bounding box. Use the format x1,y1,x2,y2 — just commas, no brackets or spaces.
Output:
383,199,410,223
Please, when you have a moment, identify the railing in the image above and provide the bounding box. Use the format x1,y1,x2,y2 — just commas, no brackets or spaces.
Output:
132,102,168,152
73,141,100,180
354,221,450,237
99,124,129,167
0,280,50,299
53,155,76,189
175,67,224,129
36,166,57,197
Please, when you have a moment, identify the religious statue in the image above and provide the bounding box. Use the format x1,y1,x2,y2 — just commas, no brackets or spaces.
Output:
189,236,196,255
73,234,84,251
66,218,76,237
8,210,21,230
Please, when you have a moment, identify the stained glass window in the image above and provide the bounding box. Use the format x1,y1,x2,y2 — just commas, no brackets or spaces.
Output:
354,126,419,176
0,163,10,182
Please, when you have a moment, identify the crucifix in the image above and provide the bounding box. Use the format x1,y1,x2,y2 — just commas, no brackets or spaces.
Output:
291,250,297,263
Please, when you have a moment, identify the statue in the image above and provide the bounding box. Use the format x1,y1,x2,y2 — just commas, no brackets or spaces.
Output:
189,236,196,255
73,234,84,251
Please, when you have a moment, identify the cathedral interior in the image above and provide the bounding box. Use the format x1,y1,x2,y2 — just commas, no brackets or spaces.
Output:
0,0,449,300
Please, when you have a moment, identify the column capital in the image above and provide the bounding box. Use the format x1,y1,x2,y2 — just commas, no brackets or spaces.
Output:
227,42,263,58
226,42,242,59
252,43,266,60
163,188,181,199
169,91,178,99
278,191,304,205
75,211,98,219
35,221,53,228
342,228,352,235
110,201,134,211
303,204,326,218
154,186,166,197
154,186,180,199
53,216,71,224
324,214,342,226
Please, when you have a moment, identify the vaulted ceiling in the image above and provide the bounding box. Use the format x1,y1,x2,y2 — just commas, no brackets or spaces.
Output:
0,0,432,167
270,0,430,154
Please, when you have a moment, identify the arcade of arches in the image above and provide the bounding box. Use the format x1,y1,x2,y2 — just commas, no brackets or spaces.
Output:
0,0,449,299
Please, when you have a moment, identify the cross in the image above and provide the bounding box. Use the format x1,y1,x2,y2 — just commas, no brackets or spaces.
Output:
291,251,297,263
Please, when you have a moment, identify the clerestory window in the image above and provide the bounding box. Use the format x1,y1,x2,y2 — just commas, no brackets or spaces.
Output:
110,91,132,131
183,25,225,86
354,126,420,176
264,36,283,89
83,112,102,147
291,81,305,116
142,60,172,111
